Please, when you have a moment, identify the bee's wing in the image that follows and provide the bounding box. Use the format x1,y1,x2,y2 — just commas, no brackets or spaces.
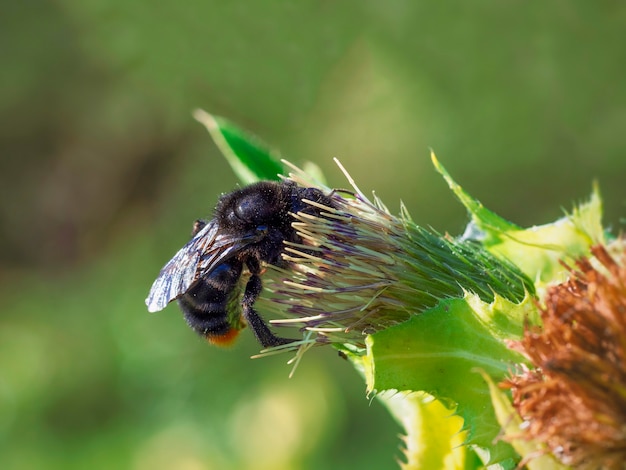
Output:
145,220,243,312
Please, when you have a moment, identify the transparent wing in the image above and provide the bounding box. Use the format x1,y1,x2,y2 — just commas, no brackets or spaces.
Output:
145,220,244,312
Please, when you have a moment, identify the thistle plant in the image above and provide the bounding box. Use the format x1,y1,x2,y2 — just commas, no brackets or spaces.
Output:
194,110,625,469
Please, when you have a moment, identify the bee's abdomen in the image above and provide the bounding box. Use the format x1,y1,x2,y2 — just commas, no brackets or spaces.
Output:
178,290,232,337
177,261,243,345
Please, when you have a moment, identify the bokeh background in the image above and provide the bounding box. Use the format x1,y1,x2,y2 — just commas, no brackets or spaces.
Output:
2,2,625,469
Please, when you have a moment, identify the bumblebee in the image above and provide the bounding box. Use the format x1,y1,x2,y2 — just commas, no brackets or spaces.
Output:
146,181,335,348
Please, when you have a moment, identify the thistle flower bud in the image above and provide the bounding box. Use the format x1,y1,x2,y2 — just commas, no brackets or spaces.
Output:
503,241,626,469
260,162,534,351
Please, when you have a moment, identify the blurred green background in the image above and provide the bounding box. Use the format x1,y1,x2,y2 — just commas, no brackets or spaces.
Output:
1,2,625,469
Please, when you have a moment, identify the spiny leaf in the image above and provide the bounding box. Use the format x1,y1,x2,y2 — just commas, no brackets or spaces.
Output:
363,295,532,465
432,152,605,286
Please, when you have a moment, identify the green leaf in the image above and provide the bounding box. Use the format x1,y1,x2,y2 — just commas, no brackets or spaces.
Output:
362,295,533,466
194,109,283,184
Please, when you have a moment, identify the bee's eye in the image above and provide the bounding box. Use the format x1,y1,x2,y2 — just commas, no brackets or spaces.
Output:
234,197,256,222
235,195,260,220
218,182,283,230
232,193,273,227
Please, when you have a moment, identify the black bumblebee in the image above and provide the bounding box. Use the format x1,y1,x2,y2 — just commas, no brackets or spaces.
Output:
146,181,335,348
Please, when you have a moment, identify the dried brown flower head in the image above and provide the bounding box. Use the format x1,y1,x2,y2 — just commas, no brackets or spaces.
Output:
504,242,626,469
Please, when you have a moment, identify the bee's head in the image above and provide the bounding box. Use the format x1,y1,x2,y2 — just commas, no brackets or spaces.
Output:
215,182,291,235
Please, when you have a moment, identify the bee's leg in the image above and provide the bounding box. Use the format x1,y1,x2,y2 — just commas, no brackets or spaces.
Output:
243,259,294,348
